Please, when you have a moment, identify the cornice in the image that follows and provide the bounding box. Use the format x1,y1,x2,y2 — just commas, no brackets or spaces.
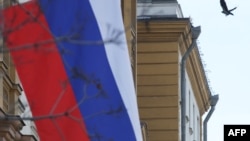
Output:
137,18,191,42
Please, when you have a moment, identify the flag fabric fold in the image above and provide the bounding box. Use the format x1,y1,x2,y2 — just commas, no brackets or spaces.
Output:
3,0,142,141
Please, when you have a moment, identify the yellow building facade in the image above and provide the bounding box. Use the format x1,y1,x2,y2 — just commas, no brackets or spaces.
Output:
135,1,217,141
122,0,214,140
137,17,211,141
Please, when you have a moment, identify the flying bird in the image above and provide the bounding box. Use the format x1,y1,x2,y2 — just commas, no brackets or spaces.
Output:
220,0,237,16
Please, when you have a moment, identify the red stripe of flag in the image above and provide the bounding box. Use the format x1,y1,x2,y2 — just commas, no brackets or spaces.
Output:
4,2,89,141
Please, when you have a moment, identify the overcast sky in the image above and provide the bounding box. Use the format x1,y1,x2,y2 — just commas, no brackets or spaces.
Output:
178,0,250,141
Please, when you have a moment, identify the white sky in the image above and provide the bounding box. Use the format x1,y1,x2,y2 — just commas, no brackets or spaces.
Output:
178,0,250,141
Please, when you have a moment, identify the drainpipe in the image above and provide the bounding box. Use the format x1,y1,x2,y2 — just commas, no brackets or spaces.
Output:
180,26,201,141
203,94,219,141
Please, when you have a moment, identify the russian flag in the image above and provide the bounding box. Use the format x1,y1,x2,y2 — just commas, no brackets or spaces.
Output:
3,0,142,141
